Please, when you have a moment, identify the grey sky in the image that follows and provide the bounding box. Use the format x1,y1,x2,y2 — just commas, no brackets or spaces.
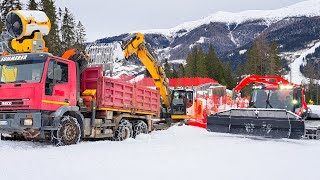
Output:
25,0,306,41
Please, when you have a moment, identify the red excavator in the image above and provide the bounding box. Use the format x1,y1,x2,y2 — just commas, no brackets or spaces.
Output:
207,75,320,139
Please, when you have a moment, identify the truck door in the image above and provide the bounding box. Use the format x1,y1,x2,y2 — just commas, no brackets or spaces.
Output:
41,58,71,111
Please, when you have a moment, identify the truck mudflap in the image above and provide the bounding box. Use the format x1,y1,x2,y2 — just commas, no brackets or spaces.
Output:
207,109,305,139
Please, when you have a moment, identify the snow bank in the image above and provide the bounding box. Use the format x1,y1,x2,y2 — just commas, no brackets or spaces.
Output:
308,105,320,118
1,126,320,180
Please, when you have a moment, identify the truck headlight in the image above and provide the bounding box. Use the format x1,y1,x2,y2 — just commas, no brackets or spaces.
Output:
24,119,33,126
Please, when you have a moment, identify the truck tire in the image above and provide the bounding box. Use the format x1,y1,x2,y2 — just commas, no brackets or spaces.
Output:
133,120,148,138
114,119,133,141
52,115,81,146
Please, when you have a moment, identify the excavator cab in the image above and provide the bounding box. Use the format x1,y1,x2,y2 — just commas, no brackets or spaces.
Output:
171,89,194,115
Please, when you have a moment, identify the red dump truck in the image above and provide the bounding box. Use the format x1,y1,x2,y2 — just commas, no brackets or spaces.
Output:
0,9,197,146
0,52,160,146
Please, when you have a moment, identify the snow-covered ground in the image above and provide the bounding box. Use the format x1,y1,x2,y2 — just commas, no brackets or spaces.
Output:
1,126,320,180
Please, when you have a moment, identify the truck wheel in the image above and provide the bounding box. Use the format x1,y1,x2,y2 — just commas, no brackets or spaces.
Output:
52,115,81,146
114,119,133,141
133,120,148,138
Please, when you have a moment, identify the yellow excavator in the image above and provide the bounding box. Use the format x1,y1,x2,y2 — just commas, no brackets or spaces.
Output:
121,33,195,122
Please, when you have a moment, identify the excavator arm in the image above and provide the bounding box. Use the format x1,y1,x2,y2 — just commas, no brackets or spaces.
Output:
121,33,171,108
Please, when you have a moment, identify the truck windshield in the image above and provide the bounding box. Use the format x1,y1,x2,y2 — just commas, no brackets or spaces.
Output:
0,60,46,83
251,89,295,111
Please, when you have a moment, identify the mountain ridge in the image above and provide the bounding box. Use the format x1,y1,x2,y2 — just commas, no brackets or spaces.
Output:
132,0,320,37
95,0,320,83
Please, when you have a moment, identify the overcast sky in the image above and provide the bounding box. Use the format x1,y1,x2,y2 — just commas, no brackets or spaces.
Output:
24,0,306,41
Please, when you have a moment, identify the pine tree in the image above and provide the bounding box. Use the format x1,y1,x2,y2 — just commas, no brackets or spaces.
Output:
61,7,76,51
163,59,172,78
235,63,246,77
246,45,259,75
258,35,270,75
205,45,222,81
185,47,198,77
27,0,38,10
269,41,282,75
246,35,274,76
1,0,22,22
222,63,235,88
75,21,86,49
177,64,185,78
40,0,61,55
245,35,284,77
57,7,62,30
58,7,63,21
0,0,22,41
172,66,178,78
196,47,207,77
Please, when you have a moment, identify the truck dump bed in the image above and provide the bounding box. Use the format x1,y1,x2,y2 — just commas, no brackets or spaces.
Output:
81,67,160,116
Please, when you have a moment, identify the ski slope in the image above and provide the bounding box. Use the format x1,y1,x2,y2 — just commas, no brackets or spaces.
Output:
1,126,320,180
284,41,320,84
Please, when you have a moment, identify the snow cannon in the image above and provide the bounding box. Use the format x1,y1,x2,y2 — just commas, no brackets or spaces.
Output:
5,10,51,53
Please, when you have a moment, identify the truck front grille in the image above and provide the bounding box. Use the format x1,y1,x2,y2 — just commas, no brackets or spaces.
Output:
0,99,29,109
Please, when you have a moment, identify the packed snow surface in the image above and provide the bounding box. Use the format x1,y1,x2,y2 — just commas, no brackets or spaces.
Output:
1,126,320,180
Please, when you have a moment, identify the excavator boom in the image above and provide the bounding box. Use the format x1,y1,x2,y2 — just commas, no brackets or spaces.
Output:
121,33,171,108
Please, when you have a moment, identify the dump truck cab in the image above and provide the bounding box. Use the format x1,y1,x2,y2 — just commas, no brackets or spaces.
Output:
0,10,163,145
0,51,161,145
0,53,78,136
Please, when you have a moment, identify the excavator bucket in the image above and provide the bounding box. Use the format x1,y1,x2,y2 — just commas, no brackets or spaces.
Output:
207,108,305,139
